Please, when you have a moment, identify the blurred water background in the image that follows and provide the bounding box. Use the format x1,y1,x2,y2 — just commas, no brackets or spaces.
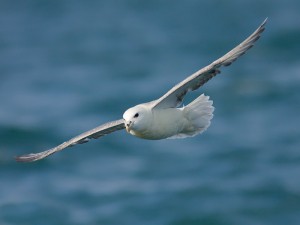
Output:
1,0,300,225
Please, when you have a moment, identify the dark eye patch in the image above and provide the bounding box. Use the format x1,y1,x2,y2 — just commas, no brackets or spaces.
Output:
134,113,139,118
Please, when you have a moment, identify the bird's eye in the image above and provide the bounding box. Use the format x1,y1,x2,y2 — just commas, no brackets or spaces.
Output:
134,113,139,118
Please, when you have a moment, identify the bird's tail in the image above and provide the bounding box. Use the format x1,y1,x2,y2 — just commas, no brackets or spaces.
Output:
181,94,214,137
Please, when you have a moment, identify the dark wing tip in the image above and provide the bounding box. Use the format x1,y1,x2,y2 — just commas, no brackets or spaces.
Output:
15,148,54,162
15,153,41,163
256,18,268,36
218,18,267,68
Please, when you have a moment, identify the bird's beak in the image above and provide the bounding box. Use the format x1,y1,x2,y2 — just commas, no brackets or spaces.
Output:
125,121,133,132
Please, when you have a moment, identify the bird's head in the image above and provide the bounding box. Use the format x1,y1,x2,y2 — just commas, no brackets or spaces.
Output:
123,104,152,135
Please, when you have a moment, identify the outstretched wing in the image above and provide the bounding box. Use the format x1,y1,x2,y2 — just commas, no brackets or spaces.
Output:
153,19,267,109
15,119,125,162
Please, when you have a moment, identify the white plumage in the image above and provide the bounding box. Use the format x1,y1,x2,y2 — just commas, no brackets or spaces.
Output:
123,94,213,140
16,19,267,162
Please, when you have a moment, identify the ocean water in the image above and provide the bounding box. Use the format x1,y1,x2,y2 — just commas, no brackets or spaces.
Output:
1,0,300,225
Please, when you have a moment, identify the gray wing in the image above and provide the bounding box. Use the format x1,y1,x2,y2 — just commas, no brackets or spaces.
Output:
153,19,267,109
15,119,125,162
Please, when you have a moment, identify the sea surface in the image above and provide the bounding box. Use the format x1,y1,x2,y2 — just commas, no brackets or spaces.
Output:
1,1,300,225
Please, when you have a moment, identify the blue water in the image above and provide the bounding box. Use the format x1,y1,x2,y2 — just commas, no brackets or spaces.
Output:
1,1,300,224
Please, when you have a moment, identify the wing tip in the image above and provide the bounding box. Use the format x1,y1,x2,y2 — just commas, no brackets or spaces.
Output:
223,18,267,66
256,18,267,32
262,17,268,26
253,17,268,38
15,149,52,162
251,18,268,41
15,154,40,163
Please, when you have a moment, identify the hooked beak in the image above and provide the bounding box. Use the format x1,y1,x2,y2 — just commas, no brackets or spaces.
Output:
125,121,133,132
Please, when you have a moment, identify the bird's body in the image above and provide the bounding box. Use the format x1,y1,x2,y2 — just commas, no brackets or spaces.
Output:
125,106,185,140
16,19,267,162
124,94,213,140
127,107,184,139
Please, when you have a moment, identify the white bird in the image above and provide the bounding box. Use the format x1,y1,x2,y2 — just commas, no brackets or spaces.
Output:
16,19,267,162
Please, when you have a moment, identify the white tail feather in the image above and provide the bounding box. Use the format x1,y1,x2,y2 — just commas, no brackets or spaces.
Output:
169,94,214,139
